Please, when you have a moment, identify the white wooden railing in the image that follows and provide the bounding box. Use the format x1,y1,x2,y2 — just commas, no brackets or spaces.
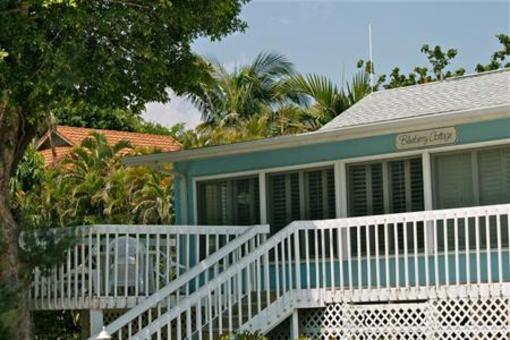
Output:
100,204,510,339
90,224,270,339
30,224,263,310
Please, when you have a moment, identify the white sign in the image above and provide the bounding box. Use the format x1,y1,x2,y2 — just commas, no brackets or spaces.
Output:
396,127,457,150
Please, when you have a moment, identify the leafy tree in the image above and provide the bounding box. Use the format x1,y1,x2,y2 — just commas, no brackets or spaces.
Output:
476,33,510,72
0,1,248,337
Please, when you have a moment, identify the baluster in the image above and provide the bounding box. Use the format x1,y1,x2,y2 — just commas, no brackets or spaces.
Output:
264,250,270,307
357,225,362,292
105,233,109,297
321,228,326,290
125,233,129,297
197,298,202,339
424,218,430,289
287,233,293,291
403,218,409,290
96,232,101,297
444,215,450,287
314,229,319,290
227,278,233,333
156,233,161,291
113,232,118,298
347,225,353,295
375,222,380,291
208,291,213,340
135,233,139,297
384,220,390,293
413,219,419,289
393,222,399,289
365,222,371,290
305,229,311,289
497,210,503,285
454,215,460,286
434,218,439,288
476,215,481,286
465,215,470,285
486,214,492,285
338,226,344,293
146,232,150,296
329,228,335,292
237,268,243,326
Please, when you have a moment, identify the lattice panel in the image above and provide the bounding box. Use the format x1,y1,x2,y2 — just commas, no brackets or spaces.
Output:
299,297,510,340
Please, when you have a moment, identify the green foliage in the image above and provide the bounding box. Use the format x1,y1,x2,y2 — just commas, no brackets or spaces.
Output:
476,33,510,72
27,132,175,227
219,330,267,340
357,34,508,91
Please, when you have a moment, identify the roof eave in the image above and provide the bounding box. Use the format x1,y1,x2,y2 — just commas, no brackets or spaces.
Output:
123,104,510,167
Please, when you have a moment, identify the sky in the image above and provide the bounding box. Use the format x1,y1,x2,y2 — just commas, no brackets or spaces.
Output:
142,0,510,129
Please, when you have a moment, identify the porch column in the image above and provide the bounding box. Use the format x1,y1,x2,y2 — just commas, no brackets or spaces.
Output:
422,151,435,255
90,309,104,337
290,309,299,339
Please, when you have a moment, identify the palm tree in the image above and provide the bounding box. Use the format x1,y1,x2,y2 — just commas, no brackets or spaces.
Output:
188,51,305,130
59,132,134,224
284,70,372,127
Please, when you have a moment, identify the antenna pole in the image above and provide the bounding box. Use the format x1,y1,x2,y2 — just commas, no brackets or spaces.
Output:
368,23,375,90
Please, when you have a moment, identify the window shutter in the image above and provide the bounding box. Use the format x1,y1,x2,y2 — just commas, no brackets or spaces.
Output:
268,173,301,231
306,170,324,220
349,165,369,217
389,160,406,213
434,152,474,209
478,147,510,205
409,158,425,211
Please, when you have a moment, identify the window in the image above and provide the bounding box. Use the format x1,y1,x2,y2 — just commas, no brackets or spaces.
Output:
348,157,424,216
267,167,336,232
433,146,510,209
433,146,510,250
197,176,260,226
347,157,424,254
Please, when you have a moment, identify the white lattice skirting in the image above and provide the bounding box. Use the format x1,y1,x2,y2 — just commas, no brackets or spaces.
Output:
300,297,510,339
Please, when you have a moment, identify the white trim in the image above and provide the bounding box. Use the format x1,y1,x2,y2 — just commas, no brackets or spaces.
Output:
422,152,433,211
124,105,510,166
193,160,336,182
192,177,198,225
334,161,342,218
259,172,267,225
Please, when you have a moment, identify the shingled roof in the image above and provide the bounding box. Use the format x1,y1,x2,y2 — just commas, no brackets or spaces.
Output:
37,125,182,165
320,68,510,131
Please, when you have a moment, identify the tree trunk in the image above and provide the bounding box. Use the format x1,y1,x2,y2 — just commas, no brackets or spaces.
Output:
0,106,37,340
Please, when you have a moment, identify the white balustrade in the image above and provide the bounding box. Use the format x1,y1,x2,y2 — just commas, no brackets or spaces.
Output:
99,204,510,339
30,224,260,310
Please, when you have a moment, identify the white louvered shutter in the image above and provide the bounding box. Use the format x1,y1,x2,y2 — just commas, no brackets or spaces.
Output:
478,147,510,205
434,152,475,209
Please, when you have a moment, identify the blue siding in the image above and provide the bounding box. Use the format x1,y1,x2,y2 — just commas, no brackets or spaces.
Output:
174,117,510,224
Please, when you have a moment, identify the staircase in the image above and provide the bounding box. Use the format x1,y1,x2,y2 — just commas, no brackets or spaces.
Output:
92,204,510,339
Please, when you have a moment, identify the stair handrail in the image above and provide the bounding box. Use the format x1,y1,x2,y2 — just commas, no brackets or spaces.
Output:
90,224,270,339
131,222,299,339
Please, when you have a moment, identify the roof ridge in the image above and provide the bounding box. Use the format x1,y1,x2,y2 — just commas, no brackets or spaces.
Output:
369,67,510,96
56,125,169,137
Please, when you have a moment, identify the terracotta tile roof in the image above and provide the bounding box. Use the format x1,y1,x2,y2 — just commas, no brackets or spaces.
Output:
37,125,182,166
39,146,73,166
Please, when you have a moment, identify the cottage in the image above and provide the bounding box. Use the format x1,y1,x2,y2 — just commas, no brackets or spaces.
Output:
31,69,510,339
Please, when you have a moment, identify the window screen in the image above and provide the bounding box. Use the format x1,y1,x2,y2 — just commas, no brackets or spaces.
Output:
197,176,260,226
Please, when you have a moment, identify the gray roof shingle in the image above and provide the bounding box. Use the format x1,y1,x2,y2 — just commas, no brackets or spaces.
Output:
320,68,510,131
